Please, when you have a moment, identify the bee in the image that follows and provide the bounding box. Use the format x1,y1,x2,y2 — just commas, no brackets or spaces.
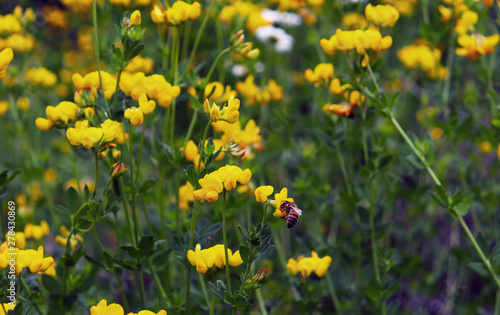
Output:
280,201,303,229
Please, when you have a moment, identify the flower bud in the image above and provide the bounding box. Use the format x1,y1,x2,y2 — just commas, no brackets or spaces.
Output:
130,10,141,27
111,162,127,178
228,143,245,158
74,87,97,107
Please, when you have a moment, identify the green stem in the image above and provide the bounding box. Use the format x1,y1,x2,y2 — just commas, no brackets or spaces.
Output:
239,263,252,293
495,290,500,315
92,0,110,116
442,27,455,105
198,273,211,310
138,268,146,308
136,117,147,181
185,200,200,315
457,214,500,289
112,67,123,115
127,122,143,239
182,109,199,149
67,140,83,198
20,274,44,315
369,182,380,284
210,293,216,315
92,229,105,253
222,189,232,294
325,271,343,315
255,289,268,315
205,48,230,86
389,112,500,289
93,151,99,198
178,9,211,82
147,259,169,300
334,143,353,196
119,179,137,247
261,203,268,227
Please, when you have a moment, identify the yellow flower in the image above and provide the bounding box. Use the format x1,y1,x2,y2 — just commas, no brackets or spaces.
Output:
179,182,194,211
138,93,156,115
36,101,79,131
90,299,124,315
24,221,50,240
220,96,240,123
125,55,154,73
304,63,334,87
187,243,243,274
479,141,492,154
0,243,55,275
497,143,500,160
398,41,448,79
430,127,444,140
271,188,294,219
124,107,144,126
204,82,237,103
364,4,399,28
255,185,274,203
26,67,58,88
72,71,117,100
286,251,332,278
454,10,478,35
55,226,83,250
456,33,500,61
342,12,368,30
0,100,10,116
193,165,252,202
163,1,201,26
130,10,141,26
119,72,180,107
151,5,165,23
0,48,14,80
66,120,118,149
329,78,351,95
5,232,25,249
16,97,30,112
323,103,354,118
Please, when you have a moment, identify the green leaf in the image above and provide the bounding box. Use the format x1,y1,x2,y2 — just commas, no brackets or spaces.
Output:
53,205,71,223
41,274,61,293
184,165,198,188
209,281,225,300
74,218,93,232
239,245,251,263
139,179,158,193
113,258,138,270
455,196,473,216
468,262,488,277
66,187,79,212
432,185,449,208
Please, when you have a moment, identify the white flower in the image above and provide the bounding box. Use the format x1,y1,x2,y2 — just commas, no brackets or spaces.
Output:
260,9,302,27
231,64,248,77
254,25,294,53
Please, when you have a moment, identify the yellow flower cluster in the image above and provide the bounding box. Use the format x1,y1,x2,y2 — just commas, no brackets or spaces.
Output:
456,33,500,61
26,67,58,88
0,14,23,33
66,119,119,150
183,139,225,170
286,251,332,278
179,182,194,211
219,1,271,33
212,119,263,155
193,165,252,202
35,101,80,131
235,75,283,106
204,82,237,103
342,13,369,30
0,242,55,275
0,33,35,53
24,220,50,240
320,29,393,67
202,96,240,123
91,299,166,315
0,101,9,116
380,0,417,16
398,41,449,79
187,243,243,274
0,10,35,53
304,63,334,87
270,188,294,218
150,2,201,26
109,0,152,7
120,72,181,107
6,232,26,249
0,48,14,80
72,71,117,100
364,4,400,28
16,97,30,112
124,55,154,73
124,94,156,126
55,226,83,250
323,103,354,118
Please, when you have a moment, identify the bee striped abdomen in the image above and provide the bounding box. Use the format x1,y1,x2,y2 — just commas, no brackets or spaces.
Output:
286,210,299,229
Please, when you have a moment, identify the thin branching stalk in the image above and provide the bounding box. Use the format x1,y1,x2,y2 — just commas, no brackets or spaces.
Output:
92,0,110,116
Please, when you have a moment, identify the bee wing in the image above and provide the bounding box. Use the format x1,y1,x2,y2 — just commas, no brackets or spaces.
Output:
292,206,303,216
